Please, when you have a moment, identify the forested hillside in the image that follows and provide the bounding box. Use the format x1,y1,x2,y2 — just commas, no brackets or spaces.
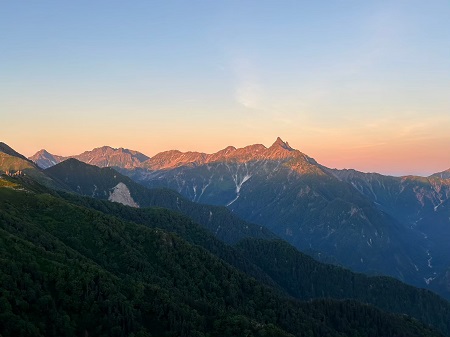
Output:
0,176,445,337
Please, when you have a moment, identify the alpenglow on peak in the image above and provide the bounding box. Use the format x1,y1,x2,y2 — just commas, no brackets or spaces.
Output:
270,137,294,151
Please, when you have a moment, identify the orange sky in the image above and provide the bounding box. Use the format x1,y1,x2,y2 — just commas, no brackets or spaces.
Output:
2,1,449,177
7,127,450,177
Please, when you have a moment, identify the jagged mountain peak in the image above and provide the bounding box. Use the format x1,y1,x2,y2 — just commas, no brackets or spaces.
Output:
29,149,66,169
141,138,321,172
33,149,49,155
28,138,322,174
270,137,293,151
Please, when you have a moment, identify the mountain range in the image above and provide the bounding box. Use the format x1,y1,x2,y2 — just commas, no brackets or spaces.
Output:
29,146,149,170
2,141,450,336
29,138,450,300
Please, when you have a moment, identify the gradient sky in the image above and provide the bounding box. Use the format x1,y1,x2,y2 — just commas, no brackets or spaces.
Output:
1,1,449,176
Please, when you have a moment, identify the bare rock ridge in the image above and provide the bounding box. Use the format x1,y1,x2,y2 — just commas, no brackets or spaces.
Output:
142,139,302,170
27,138,449,177
30,145,149,169
29,149,66,169
30,137,321,175
140,140,291,170
271,136,293,150
75,146,150,168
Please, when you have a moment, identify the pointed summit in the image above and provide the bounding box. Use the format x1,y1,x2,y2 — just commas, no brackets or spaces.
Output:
29,149,64,169
33,149,53,158
270,137,293,151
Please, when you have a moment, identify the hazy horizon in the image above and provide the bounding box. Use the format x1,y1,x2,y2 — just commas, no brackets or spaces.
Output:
2,1,449,177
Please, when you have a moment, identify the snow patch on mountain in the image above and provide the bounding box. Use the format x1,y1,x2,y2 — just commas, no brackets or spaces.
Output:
227,195,240,206
424,273,437,285
426,250,433,269
234,173,252,194
109,183,139,208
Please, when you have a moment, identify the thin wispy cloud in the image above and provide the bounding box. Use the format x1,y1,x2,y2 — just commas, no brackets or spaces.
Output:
231,55,263,110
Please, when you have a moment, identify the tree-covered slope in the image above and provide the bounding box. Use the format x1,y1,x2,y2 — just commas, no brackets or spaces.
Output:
60,189,450,335
236,238,450,335
45,158,276,244
18,164,450,335
57,189,280,291
0,181,444,337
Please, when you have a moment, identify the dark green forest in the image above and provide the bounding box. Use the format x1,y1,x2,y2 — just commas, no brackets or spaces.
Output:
0,176,447,336
58,188,450,335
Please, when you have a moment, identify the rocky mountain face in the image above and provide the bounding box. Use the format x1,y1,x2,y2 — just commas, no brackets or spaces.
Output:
113,138,450,298
142,137,321,173
132,142,419,278
27,138,450,298
327,168,450,289
29,149,66,169
30,146,149,169
75,146,149,168
327,168,450,224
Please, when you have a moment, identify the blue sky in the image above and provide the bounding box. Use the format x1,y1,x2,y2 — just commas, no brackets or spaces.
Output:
1,1,449,175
